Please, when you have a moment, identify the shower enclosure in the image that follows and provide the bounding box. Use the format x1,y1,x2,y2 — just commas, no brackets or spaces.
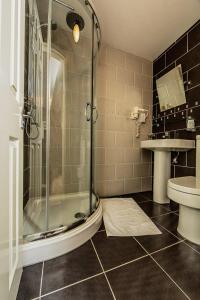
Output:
23,0,101,243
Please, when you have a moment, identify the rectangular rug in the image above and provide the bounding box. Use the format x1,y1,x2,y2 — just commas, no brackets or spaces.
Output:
101,198,161,236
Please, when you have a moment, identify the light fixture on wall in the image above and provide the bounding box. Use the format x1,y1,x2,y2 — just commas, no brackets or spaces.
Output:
66,12,84,43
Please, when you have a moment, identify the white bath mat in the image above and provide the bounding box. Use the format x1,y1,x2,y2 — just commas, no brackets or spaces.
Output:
101,198,161,236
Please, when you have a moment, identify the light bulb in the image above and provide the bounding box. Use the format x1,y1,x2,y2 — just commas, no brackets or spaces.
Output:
73,24,80,43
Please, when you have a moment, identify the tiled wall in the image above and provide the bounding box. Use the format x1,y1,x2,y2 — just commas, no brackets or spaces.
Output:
49,29,92,195
95,44,153,196
153,19,200,178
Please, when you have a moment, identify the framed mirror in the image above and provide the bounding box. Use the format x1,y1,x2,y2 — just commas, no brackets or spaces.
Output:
156,65,186,112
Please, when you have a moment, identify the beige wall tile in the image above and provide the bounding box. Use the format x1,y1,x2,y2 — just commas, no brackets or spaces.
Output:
134,163,151,177
124,178,141,194
97,97,116,115
124,148,141,163
95,148,105,164
116,132,133,147
125,85,142,107
107,80,126,100
116,68,134,86
116,164,133,179
96,130,115,147
96,165,115,181
142,177,153,191
96,114,107,130
142,60,153,76
97,78,107,97
97,64,116,81
143,89,153,106
135,73,152,89
96,180,124,197
125,53,142,73
106,115,125,131
107,47,125,67
105,148,125,164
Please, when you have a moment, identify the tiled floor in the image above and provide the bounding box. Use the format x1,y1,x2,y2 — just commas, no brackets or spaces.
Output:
17,192,200,300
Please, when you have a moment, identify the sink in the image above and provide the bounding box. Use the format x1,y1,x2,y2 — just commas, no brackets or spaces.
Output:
141,139,195,152
141,139,195,204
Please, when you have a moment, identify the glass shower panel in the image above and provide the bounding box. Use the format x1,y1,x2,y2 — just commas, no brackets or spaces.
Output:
23,0,49,236
48,0,93,230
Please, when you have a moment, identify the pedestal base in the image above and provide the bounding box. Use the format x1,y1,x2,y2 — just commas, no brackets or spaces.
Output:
178,205,200,245
153,151,171,204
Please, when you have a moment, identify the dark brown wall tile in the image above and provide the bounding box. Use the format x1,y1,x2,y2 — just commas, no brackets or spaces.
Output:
174,166,195,177
166,35,187,66
188,64,200,89
177,43,200,73
187,149,196,168
153,19,200,174
188,21,200,50
153,54,165,75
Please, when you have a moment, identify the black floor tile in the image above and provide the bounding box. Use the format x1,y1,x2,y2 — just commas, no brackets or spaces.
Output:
92,231,146,270
107,256,187,300
153,212,181,237
42,274,113,300
184,240,200,254
42,241,102,295
131,193,151,203
17,263,42,300
135,224,179,253
97,220,105,231
166,200,179,212
138,201,169,218
152,243,200,300
140,191,153,200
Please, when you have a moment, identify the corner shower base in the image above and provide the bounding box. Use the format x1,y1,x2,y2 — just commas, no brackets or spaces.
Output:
21,202,102,266
24,192,97,236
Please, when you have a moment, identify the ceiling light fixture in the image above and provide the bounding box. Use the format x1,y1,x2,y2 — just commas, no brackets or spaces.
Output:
66,12,84,43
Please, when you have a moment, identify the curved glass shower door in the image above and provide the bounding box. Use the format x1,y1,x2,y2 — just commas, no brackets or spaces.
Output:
47,0,94,231
24,0,101,240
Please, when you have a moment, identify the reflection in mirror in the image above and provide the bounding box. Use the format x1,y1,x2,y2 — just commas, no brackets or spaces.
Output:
156,65,186,112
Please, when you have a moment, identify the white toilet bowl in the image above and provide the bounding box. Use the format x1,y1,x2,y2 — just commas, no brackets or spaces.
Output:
168,176,200,245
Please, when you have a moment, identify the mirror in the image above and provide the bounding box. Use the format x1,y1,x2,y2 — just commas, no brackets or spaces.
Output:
156,65,186,111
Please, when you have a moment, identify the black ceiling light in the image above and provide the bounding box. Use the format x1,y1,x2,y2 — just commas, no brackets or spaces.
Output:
66,12,85,43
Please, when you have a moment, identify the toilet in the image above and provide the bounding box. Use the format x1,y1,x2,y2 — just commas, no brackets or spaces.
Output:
168,176,200,245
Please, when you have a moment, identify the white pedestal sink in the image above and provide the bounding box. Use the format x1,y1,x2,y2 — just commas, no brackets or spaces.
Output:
141,139,195,204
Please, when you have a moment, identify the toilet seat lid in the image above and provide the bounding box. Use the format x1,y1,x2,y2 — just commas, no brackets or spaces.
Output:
168,176,200,196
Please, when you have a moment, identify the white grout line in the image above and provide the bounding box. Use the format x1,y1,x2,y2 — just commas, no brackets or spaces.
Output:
149,240,183,256
39,262,44,299
38,272,104,299
90,239,117,300
155,40,200,77
105,254,149,273
152,220,183,241
133,237,191,300
182,241,200,256
151,211,174,219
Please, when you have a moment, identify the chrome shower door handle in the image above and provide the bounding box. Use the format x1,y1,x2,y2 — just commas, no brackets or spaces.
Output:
85,102,92,121
92,106,98,123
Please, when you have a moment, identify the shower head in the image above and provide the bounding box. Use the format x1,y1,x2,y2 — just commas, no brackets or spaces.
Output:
66,12,84,43
38,21,57,31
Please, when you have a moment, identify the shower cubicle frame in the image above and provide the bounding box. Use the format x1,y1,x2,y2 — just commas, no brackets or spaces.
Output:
24,0,101,242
